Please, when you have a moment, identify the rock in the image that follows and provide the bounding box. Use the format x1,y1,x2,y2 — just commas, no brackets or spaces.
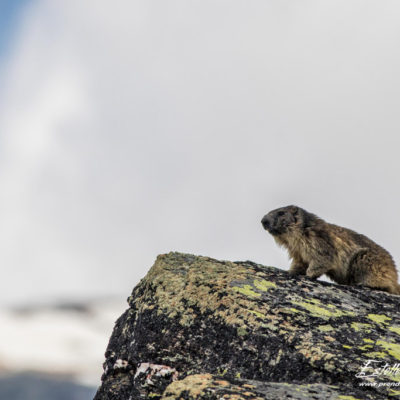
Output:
94,252,400,399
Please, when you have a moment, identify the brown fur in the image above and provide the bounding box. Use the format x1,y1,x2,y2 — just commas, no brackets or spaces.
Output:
261,205,400,295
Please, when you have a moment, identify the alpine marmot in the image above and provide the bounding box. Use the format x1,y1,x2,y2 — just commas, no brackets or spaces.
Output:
261,205,400,295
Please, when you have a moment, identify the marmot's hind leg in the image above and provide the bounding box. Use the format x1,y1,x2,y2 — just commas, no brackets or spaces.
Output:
349,250,400,295
366,281,400,295
353,262,400,295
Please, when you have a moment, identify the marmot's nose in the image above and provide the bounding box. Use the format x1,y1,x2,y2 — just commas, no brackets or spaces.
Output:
261,215,271,230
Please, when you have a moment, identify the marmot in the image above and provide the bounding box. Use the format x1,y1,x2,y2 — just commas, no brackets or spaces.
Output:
261,205,400,295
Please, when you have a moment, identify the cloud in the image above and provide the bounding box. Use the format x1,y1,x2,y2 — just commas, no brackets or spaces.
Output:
1,0,400,305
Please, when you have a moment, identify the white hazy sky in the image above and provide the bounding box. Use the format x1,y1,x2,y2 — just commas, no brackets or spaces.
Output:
1,0,400,306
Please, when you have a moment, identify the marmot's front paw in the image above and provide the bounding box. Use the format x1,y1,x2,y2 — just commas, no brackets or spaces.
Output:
306,268,319,280
288,265,307,277
288,269,303,278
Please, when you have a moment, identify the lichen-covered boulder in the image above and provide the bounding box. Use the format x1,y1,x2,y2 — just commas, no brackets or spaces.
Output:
94,252,400,399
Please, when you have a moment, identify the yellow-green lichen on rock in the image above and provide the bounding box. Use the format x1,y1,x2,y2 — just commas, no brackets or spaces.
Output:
376,340,400,361
290,298,355,319
133,253,278,332
351,322,372,333
367,314,392,325
233,284,261,298
388,326,400,336
317,324,334,332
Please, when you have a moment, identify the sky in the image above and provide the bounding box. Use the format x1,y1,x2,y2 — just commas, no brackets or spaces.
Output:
1,0,400,306
0,0,30,58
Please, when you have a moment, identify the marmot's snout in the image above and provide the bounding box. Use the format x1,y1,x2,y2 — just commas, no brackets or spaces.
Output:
261,214,274,232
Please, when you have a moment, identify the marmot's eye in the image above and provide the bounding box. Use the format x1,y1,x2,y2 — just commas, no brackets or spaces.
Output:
277,211,285,217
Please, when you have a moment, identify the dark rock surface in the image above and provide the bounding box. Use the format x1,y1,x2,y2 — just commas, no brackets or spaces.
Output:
94,252,400,399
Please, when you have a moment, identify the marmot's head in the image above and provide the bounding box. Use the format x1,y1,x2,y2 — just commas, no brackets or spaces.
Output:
261,205,305,236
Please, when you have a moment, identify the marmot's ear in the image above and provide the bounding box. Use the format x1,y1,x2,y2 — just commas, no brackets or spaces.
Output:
289,205,299,215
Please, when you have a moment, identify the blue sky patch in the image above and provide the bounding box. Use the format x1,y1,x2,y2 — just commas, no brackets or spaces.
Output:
0,0,31,59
